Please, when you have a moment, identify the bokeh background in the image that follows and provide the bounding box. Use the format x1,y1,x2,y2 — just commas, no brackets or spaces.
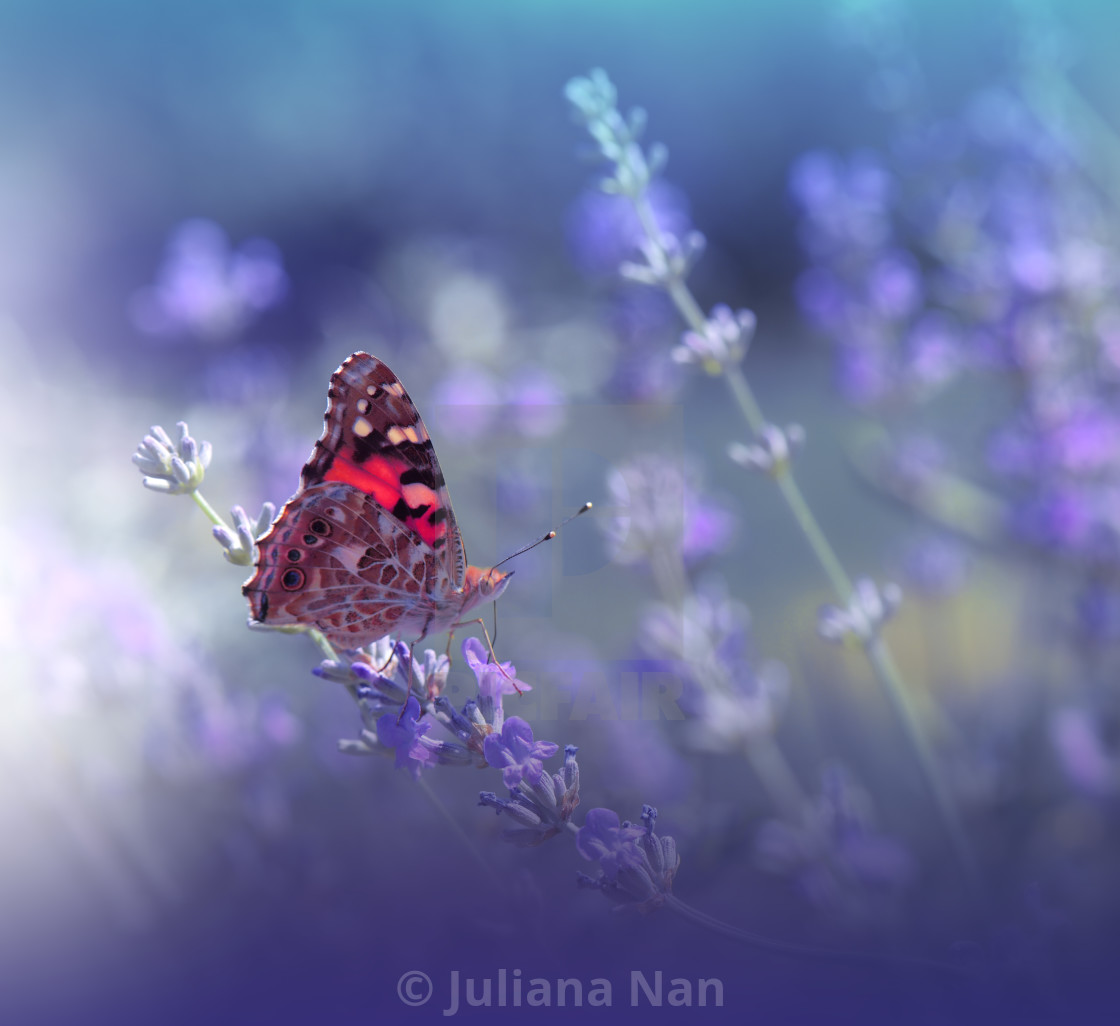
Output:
5,0,1120,1023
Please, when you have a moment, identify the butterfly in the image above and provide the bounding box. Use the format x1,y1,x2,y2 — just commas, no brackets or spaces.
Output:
242,352,513,651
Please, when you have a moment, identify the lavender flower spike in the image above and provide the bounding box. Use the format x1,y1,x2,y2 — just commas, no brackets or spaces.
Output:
212,503,275,566
818,578,903,644
672,304,757,373
577,805,680,911
375,696,438,780
132,421,212,495
478,745,581,847
729,423,806,476
483,717,559,789
462,637,530,728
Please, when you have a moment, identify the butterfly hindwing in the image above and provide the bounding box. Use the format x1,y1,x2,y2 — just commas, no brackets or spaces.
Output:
244,480,435,645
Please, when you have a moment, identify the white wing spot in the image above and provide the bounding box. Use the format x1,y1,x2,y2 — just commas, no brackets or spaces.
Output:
356,398,370,414
366,385,377,396
386,424,422,445
402,482,437,507
353,416,374,438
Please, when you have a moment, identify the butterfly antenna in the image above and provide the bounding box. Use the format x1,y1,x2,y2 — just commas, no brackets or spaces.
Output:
493,502,593,570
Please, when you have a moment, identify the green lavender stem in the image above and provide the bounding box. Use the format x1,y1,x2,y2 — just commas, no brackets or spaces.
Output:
616,94,983,900
190,489,227,529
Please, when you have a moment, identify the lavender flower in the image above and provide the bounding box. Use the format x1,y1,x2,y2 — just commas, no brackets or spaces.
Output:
483,717,559,790
728,423,806,476
319,639,535,770
376,697,438,780
130,219,287,341
212,503,276,567
315,639,450,714
479,745,580,847
567,181,692,278
462,637,530,728
896,534,971,598
577,805,679,911
639,581,788,750
132,422,212,495
619,232,707,289
566,69,704,291
1050,705,1120,797
672,304,757,373
603,455,735,569
639,581,751,688
817,578,902,644
755,766,913,917
463,638,529,700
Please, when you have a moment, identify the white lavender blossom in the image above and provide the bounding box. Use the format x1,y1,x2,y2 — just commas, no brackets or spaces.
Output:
673,304,757,372
729,423,807,475
212,503,276,566
132,421,212,494
817,578,903,643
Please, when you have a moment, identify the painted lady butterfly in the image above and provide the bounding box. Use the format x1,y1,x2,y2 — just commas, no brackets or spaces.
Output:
243,352,512,650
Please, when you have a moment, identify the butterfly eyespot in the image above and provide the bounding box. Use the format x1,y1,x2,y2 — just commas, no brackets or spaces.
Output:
310,518,332,536
281,568,306,591
303,533,319,546
286,549,302,563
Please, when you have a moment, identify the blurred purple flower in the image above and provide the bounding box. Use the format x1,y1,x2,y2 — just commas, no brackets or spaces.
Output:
130,219,287,341
507,366,566,438
869,250,923,319
429,365,501,439
566,181,692,277
794,266,848,330
756,766,913,915
604,455,736,568
790,149,893,258
1047,404,1120,476
897,534,971,598
640,580,750,683
1050,706,1119,797
602,286,683,401
905,311,964,392
1075,581,1120,643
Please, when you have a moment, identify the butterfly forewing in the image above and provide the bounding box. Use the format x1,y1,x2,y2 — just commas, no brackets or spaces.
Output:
300,352,468,587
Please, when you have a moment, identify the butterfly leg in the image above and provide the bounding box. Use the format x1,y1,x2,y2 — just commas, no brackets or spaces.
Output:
395,640,419,724
449,618,524,696
375,639,398,674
